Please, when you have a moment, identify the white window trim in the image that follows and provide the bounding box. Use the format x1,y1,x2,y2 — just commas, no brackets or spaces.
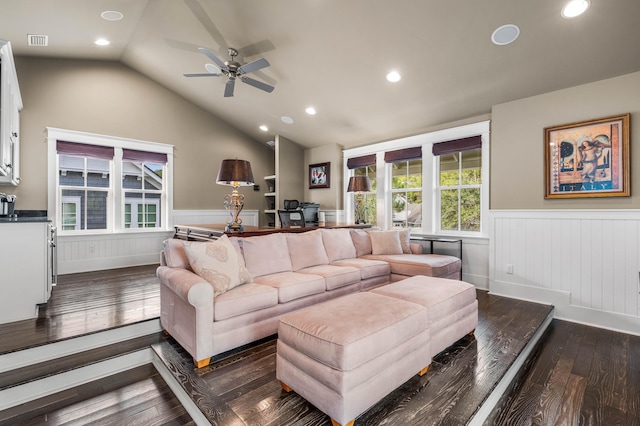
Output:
47,127,174,235
343,120,490,237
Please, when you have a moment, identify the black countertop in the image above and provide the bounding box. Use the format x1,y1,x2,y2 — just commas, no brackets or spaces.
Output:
0,210,50,223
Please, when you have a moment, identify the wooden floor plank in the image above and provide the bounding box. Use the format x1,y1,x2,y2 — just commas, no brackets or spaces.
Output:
498,320,640,426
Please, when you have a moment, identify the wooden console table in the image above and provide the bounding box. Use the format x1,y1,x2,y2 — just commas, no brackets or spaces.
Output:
174,223,372,241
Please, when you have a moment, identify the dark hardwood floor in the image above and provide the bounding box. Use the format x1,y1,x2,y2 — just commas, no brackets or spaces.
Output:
152,290,555,425
495,319,640,426
0,264,160,354
2,266,639,426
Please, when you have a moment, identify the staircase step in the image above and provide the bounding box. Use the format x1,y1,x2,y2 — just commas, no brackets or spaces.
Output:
0,333,163,391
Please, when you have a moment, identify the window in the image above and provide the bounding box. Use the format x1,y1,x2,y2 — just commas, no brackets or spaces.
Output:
347,154,377,225
353,165,377,225
122,158,164,229
390,160,422,228
343,121,489,236
437,149,481,232
48,128,173,234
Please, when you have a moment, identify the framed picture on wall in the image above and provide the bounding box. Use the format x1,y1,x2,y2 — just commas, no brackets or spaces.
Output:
544,113,630,199
309,162,330,189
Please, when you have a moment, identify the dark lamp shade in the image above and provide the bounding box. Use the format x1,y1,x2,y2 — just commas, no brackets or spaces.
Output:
347,176,371,193
216,159,255,186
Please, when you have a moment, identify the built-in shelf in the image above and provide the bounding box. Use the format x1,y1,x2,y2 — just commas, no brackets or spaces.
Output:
264,175,277,226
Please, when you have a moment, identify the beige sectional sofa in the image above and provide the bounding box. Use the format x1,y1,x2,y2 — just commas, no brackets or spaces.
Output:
157,227,462,367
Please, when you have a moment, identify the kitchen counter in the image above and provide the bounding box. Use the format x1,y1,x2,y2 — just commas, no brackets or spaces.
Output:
0,216,51,223
0,210,50,223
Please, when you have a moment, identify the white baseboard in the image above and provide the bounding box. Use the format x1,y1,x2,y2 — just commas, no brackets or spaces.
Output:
491,280,640,336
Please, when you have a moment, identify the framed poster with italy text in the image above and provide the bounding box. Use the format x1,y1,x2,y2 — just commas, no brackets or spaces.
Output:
544,113,630,199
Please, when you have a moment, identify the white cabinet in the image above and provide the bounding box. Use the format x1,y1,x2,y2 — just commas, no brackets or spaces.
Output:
0,221,51,324
0,40,23,186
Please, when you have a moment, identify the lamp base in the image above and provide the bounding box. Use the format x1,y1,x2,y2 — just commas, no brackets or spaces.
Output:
225,223,244,232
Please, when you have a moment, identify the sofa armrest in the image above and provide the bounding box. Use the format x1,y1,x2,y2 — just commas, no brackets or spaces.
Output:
157,266,215,363
157,266,213,308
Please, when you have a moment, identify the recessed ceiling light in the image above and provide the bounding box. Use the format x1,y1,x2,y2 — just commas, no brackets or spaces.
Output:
266,140,275,147
562,0,590,18
281,116,294,124
101,10,124,21
491,24,520,46
305,106,317,115
259,125,269,132
386,71,401,83
95,38,110,46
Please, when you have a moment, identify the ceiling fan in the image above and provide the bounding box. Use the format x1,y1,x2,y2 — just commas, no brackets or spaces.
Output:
184,47,274,97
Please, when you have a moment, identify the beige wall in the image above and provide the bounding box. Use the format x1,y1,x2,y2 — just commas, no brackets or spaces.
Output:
9,57,274,212
491,71,640,209
304,143,344,210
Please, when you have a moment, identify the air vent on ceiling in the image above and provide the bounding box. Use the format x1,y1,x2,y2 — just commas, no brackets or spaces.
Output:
28,34,48,47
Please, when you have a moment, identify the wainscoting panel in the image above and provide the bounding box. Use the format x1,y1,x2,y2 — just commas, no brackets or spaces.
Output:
57,210,259,274
58,231,172,275
490,210,640,335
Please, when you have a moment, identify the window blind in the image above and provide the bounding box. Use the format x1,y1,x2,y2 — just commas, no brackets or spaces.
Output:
346,154,376,169
384,147,422,163
432,135,482,156
56,140,114,160
122,148,168,164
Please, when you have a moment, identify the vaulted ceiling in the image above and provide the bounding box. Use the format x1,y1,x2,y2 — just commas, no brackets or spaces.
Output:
3,0,640,149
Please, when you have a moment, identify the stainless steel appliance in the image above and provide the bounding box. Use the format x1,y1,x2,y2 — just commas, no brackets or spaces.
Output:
0,193,16,216
48,223,57,290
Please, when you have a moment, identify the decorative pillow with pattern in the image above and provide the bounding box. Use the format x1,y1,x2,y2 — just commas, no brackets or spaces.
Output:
183,235,252,297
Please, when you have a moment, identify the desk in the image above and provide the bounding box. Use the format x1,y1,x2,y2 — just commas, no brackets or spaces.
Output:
410,236,463,277
174,223,372,241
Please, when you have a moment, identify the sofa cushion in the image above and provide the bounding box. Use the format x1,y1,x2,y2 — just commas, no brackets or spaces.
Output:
297,264,361,291
371,275,476,326
369,230,403,255
253,271,326,303
350,228,372,257
241,233,293,277
183,236,252,297
162,238,192,270
398,228,412,254
286,230,329,271
363,253,461,278
330,258,391,280
321,229,357,262
278,292,427,371
214,283,278,321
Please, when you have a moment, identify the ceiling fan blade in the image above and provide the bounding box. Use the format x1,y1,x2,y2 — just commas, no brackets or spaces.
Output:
199,47,228,71
183,72,221,77
238,57,270,75
224,78,236,97
241,76,275,93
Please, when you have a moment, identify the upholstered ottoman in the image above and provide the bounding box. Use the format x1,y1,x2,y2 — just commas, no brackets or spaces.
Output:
276,292,431,426
371,275,478,356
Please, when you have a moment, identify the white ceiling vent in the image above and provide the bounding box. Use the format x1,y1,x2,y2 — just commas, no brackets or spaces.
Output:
28,34,48,47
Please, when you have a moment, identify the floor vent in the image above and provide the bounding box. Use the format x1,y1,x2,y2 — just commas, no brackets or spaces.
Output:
27,34,48,47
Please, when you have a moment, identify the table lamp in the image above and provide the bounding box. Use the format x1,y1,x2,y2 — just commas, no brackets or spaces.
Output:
216,159,254,231
347,176,371,224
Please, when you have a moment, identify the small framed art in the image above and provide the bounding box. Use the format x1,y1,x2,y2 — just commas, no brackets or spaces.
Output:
309,162,330,189
544,113,630,198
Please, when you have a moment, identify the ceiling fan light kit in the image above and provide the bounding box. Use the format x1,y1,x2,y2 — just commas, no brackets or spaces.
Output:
184,47,274,97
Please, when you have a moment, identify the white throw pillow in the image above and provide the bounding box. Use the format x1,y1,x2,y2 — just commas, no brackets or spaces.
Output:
183,235,252,297
369,230,403,255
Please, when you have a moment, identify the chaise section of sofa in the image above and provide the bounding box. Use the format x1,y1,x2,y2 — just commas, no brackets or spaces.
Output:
157,226,463,367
